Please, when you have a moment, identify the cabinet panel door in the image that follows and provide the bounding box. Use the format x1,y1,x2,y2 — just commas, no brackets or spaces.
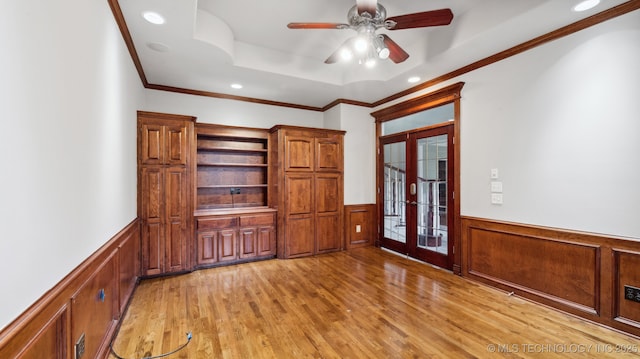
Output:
143,222,163,276
316,136,343,172
218,229,237,262
257,226,276,256
165,167,188,272
285,174,314,215
284,136,314,171
315,174,341,213
197,231,218,266
140,123,164,165
239,227,257,259
141,167,164,275
165,124,188,165
286,215,315,257
316,213,342,253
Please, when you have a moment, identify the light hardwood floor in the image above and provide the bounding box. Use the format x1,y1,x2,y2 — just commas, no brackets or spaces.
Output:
109,247,639,358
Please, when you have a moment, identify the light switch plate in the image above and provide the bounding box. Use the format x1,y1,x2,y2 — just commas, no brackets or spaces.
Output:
490,168,499,179
491,193,503,204
490,181,503,193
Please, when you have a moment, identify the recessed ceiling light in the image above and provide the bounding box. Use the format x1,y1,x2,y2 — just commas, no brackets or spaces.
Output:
408,76,421,83
573,0,600,12
142,11,165,25
230,83,243,89
147,42,170,52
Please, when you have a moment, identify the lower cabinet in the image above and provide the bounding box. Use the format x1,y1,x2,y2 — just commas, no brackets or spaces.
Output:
195,210,276,267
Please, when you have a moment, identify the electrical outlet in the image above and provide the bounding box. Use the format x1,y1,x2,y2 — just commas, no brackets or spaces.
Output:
75,333,86,359
624,285,640,303
356,225,361,233
229,188,241,195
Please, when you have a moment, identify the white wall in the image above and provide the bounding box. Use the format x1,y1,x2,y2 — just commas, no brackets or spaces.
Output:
0,1,144,328
144,90,324,128
378,10,639,239
459,10,640,239
324,105,377,205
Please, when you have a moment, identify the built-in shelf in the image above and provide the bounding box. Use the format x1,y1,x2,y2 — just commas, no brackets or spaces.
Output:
197,146,268,153
195,123,269,211
197,163,269,167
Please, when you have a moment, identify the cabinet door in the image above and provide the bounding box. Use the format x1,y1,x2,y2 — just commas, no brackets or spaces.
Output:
218,229,237,262
140,123,165,165
316,173,343,253
285,174,314,216
140,123,188,165
239,227,258,259
315,135,343,172
197,231,218,266
165,124,189,165
140,167,164,275
257,226,276,256
164,167,188,273
286,215,315,257
284,135,314,171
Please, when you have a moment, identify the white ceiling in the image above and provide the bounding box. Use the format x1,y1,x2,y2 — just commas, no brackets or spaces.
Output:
118,0,628,109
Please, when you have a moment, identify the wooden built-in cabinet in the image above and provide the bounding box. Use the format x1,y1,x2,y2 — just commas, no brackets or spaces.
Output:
270,126,345,258
138,111,195,276
195,209,276,267
194,124,276,267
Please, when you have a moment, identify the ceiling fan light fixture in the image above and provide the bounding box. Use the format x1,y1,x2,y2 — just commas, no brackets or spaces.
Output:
354,36,368,53
373,36,389,59
340,48,353,61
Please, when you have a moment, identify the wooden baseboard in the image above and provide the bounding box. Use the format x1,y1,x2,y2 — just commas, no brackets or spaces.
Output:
344,204,376,249
0,219,141,358
461,216,640,337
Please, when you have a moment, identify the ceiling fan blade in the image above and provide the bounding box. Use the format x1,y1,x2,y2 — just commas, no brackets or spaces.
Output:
386,8,453,30
287,22,350,29
356,0,378,16
381,35,409,63
325,38,356,64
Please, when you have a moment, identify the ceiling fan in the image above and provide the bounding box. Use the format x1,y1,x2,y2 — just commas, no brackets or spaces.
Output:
287,0,453,66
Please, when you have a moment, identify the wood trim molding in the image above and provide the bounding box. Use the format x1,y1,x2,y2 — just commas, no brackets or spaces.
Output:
109,0,639,112
0,219,141,358
146,84,324,112
461,216,640,337
371,82,464,123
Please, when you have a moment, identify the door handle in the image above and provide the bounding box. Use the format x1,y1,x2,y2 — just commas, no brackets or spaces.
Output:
410,201,417,205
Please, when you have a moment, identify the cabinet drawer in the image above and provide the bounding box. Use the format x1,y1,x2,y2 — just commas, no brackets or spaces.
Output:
240,214,275,227
197,216,238,230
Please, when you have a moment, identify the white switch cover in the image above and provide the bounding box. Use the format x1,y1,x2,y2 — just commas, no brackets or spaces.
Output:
490,168,499,179
490,181,503,193
491,193,503,204
356,225,361,233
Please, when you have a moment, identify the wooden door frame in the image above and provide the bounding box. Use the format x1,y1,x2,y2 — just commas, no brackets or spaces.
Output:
372,82,464,274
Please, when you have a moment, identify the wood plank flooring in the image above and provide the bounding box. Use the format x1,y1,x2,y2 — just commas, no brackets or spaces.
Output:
109,247,640,358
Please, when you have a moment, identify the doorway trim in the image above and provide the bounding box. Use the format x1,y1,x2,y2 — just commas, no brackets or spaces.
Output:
372,82,464,274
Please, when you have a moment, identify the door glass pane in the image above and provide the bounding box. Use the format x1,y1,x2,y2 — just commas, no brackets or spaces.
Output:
416,135,448,254
383,141,406,243
381,103,454,135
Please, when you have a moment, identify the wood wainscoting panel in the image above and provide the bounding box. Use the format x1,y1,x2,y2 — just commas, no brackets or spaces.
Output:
462,216,640,337
344,204,376,249
614,249,640,328
0,219,140,358
467,226,599,314
71,252,118,359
